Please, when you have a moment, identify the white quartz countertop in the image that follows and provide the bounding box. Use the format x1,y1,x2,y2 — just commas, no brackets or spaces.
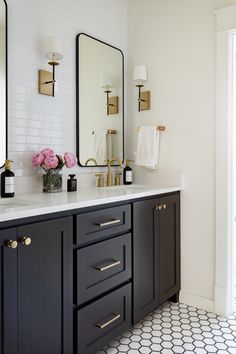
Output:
0,185,182,223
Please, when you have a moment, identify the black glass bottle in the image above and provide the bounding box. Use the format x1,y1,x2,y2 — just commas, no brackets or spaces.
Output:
67,174,77,192
1,160,15,198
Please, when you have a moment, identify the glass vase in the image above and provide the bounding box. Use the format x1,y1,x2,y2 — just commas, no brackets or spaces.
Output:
43,169,62,193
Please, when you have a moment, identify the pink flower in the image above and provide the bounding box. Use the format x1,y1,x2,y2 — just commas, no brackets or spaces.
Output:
43,155,59,170
32,152,44,166
64,152,77,168
41,148,54,157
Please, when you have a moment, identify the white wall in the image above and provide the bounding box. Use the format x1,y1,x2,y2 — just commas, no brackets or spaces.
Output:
0,24,6,166
127,0,236,312
6,0,127,191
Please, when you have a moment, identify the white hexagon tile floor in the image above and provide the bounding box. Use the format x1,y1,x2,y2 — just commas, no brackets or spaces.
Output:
97,301,236,354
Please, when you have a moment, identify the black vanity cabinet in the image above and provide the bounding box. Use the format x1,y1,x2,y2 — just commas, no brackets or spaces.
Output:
0,191,180,354
75,205,132,354
0,217,73,354
0,228,18,354
133,192,180,323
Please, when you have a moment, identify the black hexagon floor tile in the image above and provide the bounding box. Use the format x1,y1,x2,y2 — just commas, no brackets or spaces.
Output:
97,302,236,354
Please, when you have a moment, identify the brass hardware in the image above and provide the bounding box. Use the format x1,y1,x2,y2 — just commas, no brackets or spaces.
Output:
104,89,119,116
156,204,163,211
39,37,63,97
97,219,121,227
108,96,119,115
6,240,18,249
139,90,151,111
106,157,122,186
108,157,122,166
85,158,98,166
137,126,166,132
95,260,121,272
20,237,32,246
96,313,121,329
92,130,117,135
95,174,104,188
38,70,54,96
107,129,117,135
163,204,167,209
106,171,113,187
135,84,151,111
114,172,122,186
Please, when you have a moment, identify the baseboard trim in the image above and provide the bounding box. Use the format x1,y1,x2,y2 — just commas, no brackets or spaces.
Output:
215,285,230,316
179,290,215,313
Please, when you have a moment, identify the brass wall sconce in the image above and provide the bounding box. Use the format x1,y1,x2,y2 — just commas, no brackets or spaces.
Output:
101,73,119,116
133,65,151,111
38,36,63,97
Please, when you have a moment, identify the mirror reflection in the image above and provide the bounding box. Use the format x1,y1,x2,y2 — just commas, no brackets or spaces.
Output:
76,33,124,167
0,0,6,167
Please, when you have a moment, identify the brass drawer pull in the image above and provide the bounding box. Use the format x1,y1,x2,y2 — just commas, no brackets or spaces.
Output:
95,260,121,272
163,204,167,209
96,313,121,329
155,204,163,210
6,240,18,249
97,219,121,227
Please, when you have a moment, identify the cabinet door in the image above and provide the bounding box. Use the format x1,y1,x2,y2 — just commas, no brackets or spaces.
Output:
133,198,159,323
157,194,180,304
0,228,18,354
17,217,73,354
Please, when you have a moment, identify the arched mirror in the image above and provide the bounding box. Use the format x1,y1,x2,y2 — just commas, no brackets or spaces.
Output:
0,0,7,167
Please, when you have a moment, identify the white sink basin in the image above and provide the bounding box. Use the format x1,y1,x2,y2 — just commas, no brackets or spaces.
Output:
0,198,33,211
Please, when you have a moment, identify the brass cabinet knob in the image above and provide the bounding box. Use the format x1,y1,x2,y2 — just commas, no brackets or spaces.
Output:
6,240,18,249
163,204,167,209
20,237,32,246
155,204,163,210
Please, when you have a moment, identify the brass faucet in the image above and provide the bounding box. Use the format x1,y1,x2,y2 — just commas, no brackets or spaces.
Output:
106,157,122,186
85,158,98,166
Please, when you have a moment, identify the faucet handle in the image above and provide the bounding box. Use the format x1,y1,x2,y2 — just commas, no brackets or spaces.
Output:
95,174,104,188
114,172,122,186
106,171,113,187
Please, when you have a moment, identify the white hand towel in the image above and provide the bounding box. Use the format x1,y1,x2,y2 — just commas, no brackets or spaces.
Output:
135,126,160,169
93,131,107,164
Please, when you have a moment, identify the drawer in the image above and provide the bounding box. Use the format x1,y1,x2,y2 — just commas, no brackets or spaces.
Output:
76,204,131,246
76,233,131,305
76,283,131,354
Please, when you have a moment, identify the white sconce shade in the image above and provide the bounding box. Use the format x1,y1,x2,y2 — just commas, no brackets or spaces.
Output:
101,73,113,89
133,65,147,82
44,36,63,62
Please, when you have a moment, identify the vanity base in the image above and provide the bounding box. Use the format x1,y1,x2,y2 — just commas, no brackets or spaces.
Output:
0,191,180,354
169,292,180,303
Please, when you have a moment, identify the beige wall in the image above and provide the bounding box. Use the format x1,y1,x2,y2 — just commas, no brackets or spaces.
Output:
127,0,236,311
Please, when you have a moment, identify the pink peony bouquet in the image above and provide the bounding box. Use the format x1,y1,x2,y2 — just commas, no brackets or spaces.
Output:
32,148,77,171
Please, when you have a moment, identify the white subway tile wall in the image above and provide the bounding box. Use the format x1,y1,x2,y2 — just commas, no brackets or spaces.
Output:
6,0,127,190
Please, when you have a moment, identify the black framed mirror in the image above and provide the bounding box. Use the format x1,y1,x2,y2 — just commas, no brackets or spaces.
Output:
0,0,7,167
76,33,124,167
